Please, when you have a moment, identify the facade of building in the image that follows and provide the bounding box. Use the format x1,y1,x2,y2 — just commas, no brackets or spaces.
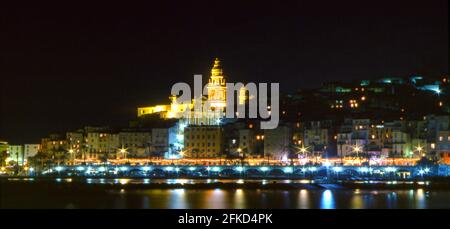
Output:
85,130,119,159
264,125,291,160
151,126,178,156
0,141,8,154
303,120,335,154
184,126,223,158
304,128,330,151
66,130,84,153
119,130,152,158
0,141,8,167
7,144,41,165
24,144,40,159
40,134,67,153
238,129,255,156
337,132,353,157
391,130,412,157
437,131,450,160
7,145,24,165
337,119,391,158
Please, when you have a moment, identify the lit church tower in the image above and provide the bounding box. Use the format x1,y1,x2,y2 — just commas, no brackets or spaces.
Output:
207,58,227,110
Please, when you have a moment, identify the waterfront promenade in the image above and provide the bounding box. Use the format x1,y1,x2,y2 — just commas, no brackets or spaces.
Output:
14,164,450,179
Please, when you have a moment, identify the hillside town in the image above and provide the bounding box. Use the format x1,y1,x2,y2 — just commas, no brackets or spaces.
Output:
1,59,449,175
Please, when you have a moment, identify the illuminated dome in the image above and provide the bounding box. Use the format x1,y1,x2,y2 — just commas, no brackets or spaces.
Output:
211,58,223,76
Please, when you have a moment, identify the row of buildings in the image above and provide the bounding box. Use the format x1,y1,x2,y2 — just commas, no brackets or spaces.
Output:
1,58,449,166
0,141,40,166
3,113,449,165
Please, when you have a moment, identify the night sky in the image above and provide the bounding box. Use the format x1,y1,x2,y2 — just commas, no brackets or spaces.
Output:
0,1,448,144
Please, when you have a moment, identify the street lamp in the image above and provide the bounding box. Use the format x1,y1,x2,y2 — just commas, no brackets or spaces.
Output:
119,146,128,163
299,146,309,155
415,144,426,158
295,144,310,178
68,148,75,165
237,148,245,166
296,145,310,165
352,145,362,165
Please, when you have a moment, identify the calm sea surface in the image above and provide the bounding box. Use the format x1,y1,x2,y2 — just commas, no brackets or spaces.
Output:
1,178,450,209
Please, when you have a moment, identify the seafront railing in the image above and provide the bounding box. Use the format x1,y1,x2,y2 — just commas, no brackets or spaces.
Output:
22,164,449,179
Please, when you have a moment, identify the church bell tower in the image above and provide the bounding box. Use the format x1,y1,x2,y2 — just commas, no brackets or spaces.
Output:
207,58,227,110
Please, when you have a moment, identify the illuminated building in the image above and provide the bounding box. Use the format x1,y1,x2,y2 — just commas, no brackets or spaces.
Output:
437,131,450,162
337,133,352,157
180,59,230,157
304,128,330,151
0,141,8,168
137,58,228,120
40,134,68,153
337,119,393,158
238,129,256,156
66,130,84,154
6,144,40,165
6,145,23,164
167,95,194,119
207,58,227,109
152,126,179,157
0,141,8,155
136,58,233,158
23,144,40,160
184,58,228,126
137,96,194,119
183,126,223,158
137,105,171,118
84,128,119,159
303,121,335,154
391,130,412,157
264,125,291,160
118,129,152,158
136,58,256,130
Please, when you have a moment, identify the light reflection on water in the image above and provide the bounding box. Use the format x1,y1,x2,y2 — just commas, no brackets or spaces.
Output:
120,188,448,209
298,189,309,209
416,189,425,209
234,189,245,209
351,192,364,209
207,189,228,209
320,190,335,209
74,178,314,185
167,179,193,185
169,189,187,209
3,178,450,209
119,179,129,185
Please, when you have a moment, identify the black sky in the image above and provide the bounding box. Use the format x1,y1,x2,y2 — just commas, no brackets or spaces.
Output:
0,0,448,144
